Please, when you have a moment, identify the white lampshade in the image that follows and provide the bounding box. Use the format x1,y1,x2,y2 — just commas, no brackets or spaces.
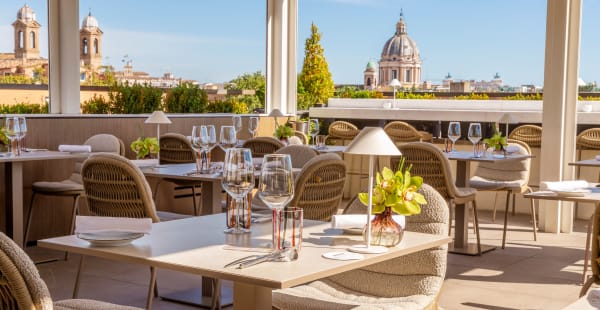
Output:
145,111,172,124
390,79,402,88
498,113,516,124
268,108,285,117
345,127,401,156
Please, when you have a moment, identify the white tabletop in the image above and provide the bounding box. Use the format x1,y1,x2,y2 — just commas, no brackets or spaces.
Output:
0,150,82,163
569,159,600,167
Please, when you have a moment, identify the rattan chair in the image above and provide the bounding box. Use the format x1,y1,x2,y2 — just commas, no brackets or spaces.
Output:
469,139,537,249
25,134,122,251
287,153,346,221
384,120,433,143
576,128,600,179
326,121,360,145
273,183,448,309
77,153,217,309
156,133,202,215
242,136,285,158
0,231,142,310
294,130,309,144
508,124,542,148
274,145,319,169
398,142,482,255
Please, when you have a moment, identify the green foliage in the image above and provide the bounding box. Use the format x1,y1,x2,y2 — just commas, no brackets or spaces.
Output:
130,137,159,159
502,93,543,100
163,83,208,113
226,71,266,106
274,123,294,139
0,75,36,84
81,94,112,114
0,102,47,114
397,92,437,99
454,92,489,100
580,96,600,101
109,82,163,114
206,97,249,114
483,131,507,151
298,23,335,109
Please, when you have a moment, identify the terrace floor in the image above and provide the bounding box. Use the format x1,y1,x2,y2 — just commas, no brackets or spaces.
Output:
31,210,589,309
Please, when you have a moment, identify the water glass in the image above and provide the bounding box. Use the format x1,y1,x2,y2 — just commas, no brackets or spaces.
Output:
232,115,242,139
257,154,294,210
447,122,461,153
226,193,252,232
248,116,259,137
272,207,303,255
315,135,327,149
222,148,254,234
468,123,482,157
220,125,237,150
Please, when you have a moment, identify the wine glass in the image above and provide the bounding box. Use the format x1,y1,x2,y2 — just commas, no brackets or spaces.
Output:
4,117,20,156
222,148,254,234
447,122,461,153
17,116,27,153
191,126,205,172
258,154,294,210
200,125,217,173
309,119,319,145
219,126,237,150
232,115,242,140
468,123,482,157
248,116,259,138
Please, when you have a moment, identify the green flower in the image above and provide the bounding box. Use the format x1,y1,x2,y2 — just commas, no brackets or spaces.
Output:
130,137,159,159
358,159,426,216
483,132,507,151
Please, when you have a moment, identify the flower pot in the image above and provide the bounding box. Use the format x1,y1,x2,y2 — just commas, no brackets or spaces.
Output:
364,207,404,247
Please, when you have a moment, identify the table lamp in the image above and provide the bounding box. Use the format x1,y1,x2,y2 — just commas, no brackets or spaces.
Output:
268,108,285,127
145,111,171,165
390,78,402,108
344,127,401,254
498,113,516,137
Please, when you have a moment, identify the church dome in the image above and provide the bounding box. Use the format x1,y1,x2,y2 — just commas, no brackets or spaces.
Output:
17,4,36,22
380,13,420,62
82,12,99,29
365,59,377,72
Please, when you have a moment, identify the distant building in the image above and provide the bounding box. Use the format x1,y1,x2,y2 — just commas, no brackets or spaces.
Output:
113,62,187,88
469,73,504,92
364,11,422,90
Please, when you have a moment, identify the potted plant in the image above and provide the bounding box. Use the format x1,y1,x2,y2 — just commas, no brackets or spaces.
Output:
130,137,159,159
274,123,294,142
358,159,426,246
483,131,508,154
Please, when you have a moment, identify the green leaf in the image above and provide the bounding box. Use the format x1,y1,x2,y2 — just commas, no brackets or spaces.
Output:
381,167,394,180
358,192,370,206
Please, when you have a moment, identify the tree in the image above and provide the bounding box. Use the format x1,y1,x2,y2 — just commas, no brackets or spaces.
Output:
298,23,334,110
226,71,266,107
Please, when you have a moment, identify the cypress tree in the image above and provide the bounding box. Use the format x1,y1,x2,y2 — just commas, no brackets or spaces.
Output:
298,23,334,109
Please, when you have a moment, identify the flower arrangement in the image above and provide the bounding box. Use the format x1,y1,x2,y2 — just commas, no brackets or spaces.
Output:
130,137,159,159
358,159,426,216
483,131,507,151
274,123,294,140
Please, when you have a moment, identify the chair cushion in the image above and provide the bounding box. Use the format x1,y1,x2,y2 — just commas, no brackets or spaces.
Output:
32,180,84,194
469,175,527,191
54,299,143,310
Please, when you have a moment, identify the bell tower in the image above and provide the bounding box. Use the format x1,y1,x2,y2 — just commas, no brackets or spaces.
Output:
13,4,41,59
80,11,103,69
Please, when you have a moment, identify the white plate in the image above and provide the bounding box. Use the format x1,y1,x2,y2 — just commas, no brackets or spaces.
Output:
342,227,364,235
552,189,591,197
322,251,364,261
77,231,144,247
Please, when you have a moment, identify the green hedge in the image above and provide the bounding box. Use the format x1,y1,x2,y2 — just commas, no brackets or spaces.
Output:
0,103,48,114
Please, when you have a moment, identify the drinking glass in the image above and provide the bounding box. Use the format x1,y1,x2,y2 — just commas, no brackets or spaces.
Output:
258,154,294,211
200,125,217,173
232,115,242,139
17,116,27,153
248,116,259,137
4,117,20,156
447,122,461,153
309,119,319,145
222,148,254,234
191,126,204,172
468,123,482,157
219,126,237,150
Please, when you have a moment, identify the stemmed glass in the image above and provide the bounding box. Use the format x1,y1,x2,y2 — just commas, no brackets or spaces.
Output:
4,117,21,156
468,123,482,157
195,125,216,173
232,115,242,140
248,117,259,138
309,119,319,145
191,126,205,173
17,116,27,153
447,122,461,153
219,126,237,150
222,148,254,234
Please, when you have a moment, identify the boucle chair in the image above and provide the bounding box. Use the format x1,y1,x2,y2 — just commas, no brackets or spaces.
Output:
156,133,202,215
288,153,346,221
326,121,360,145
384,120,434,143
398,142,481,255
0,231,142,310
469,139,537,249
25,134,122,250
242,136,285,158
274,144,319,169
508,124,542,148
272,183,449,309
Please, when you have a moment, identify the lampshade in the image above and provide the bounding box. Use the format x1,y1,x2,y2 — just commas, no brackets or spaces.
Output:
145,111,172,124
498,113,516,124
268,108,285,117
389,79,402,88
345,127,401,156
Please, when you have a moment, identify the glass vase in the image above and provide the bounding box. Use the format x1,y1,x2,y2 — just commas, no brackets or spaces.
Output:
364,207,403,247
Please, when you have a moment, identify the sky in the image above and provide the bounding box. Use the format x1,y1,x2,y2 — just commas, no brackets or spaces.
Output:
1,0,600,87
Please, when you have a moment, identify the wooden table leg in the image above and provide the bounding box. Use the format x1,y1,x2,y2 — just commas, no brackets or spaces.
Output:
5,162,24,248
233,282,272,310
201,180,223,215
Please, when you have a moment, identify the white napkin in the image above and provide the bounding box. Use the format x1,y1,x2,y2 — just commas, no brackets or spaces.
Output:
540,180,590,192
58,144,92,153
331,214,405,229
74,216,152,234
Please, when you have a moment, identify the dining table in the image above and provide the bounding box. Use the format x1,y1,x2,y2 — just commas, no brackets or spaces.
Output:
1,151,83,247
38,214,451,310
445,150,533,255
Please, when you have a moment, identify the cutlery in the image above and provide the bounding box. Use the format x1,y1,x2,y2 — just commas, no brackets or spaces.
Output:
225,248,299,269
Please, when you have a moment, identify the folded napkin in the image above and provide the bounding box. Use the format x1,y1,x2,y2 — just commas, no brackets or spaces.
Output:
131,159,158,167
58,144,92,153
74,216,152,234
331,214,405,229
540,180,590,192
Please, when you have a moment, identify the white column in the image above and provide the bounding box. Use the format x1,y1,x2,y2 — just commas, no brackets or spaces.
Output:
538,0,581,233
266,0,297,115
48,0,81,114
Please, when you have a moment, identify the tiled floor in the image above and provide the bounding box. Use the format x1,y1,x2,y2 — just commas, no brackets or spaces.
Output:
32,210,588,309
